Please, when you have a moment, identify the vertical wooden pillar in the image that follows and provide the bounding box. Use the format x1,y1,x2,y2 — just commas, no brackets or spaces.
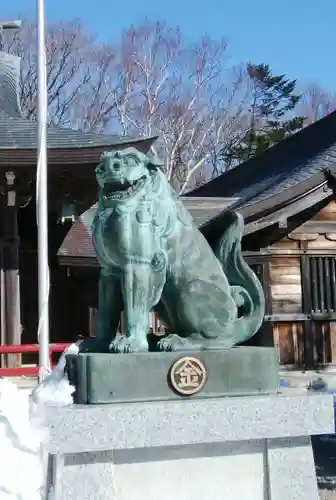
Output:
0,247,5,367
89,307,97,337
0,184,4,367
243,259,274,347
259,261,275,347
2,171,21,367
300,242,314,370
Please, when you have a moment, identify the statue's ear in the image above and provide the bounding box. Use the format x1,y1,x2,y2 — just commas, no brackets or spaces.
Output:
146,154,165,171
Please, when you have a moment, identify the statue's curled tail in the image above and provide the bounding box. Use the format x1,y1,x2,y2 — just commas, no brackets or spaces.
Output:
215,211,265,344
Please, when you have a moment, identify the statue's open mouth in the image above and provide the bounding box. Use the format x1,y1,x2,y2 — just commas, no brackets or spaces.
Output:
102,175,148,200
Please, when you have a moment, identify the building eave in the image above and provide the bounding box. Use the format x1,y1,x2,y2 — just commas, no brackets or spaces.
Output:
200,169,336,243
0,136,157,166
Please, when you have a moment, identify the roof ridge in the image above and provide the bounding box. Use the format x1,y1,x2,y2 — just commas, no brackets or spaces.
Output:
47,120,149,143
188,110,336,197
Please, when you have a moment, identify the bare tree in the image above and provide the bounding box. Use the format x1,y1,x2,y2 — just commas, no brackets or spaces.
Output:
299,83,336,125
104,21,250,193
209,63,254,176
2,18,252,191
2,18,117,131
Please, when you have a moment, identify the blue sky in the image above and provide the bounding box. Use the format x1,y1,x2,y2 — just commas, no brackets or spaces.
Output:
2,0,335,92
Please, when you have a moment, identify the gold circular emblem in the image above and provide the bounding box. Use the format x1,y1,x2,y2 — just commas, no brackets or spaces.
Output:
169,356,207,396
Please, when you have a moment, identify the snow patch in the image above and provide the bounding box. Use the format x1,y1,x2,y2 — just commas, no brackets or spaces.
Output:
0,342,80,499
31,342,79,407
0,378,48,500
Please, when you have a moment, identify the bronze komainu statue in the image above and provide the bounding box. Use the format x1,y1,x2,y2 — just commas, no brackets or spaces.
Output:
80,148,265,354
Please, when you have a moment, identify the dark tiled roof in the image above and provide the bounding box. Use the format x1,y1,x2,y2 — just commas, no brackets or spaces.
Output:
0,110,150,149
180,197,239,226
58,197,237,259
0,51,152,150
188,110,336,209
58,218,96,259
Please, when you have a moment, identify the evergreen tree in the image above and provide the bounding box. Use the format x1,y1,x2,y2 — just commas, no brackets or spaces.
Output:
222,63,305,167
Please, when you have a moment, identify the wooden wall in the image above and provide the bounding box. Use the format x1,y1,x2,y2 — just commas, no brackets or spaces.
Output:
269,256,302,314
263,200,336,367
268,255,304,366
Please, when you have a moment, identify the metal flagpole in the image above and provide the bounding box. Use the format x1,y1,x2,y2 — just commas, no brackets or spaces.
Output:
36,0,50,381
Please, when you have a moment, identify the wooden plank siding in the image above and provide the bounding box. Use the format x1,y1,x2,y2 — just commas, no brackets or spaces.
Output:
266,256,305,366
262,201,336,367
273,322,304,367
269,257,302,314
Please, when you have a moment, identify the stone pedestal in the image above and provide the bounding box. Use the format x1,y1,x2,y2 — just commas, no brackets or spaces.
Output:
66,347,280,404
46,393,334,500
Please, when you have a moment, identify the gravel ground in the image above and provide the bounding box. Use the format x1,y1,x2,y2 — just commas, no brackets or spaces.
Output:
320,492,336,499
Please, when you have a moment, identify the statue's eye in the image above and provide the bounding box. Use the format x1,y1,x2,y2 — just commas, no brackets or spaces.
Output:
125,156,137,167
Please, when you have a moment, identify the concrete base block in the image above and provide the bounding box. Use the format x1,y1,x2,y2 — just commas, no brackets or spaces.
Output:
267,437,319,500
66,347,280,404
46,394,334,500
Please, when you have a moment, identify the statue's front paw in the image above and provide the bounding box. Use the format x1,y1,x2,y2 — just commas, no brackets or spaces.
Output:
157,334,205,352
157,334,189,352
156,337,173,352
109,335,148,353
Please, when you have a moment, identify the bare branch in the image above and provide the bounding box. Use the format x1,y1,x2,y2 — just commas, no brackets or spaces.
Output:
2,18,117,131
1,18,253,189
104,20,249,192
298,83,336,125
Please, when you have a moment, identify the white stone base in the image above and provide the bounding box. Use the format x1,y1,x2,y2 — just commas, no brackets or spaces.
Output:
46,394,334,500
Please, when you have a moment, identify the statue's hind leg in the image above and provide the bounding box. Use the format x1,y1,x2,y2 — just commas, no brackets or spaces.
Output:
154,295,207,351
157,279,238,352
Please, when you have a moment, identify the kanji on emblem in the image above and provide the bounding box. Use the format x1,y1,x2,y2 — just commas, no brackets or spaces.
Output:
169,356,207,396
175,360,202,389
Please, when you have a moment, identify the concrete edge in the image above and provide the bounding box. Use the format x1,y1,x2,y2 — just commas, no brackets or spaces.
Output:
47,393,335,454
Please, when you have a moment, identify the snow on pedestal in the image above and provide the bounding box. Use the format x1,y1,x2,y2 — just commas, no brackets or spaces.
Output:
0,378,48,500
31,342,78,407
0,343,79,500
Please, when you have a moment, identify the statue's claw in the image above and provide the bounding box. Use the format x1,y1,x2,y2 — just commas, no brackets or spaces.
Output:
109,335,148,353
156,337,173,352
156,334,200,352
